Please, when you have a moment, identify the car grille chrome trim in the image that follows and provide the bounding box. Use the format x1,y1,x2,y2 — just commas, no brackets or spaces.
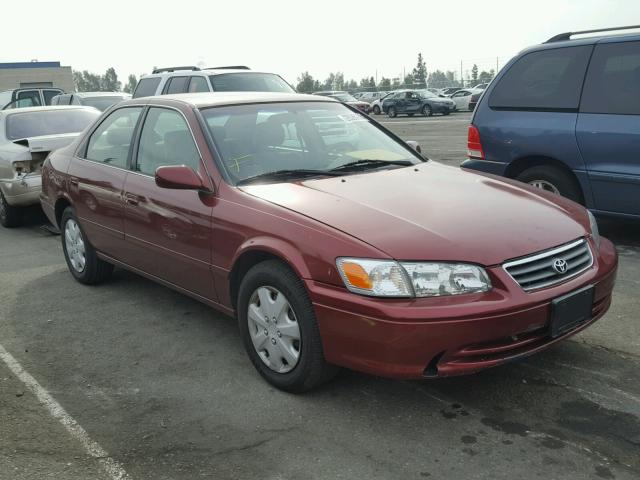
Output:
503,238,593,291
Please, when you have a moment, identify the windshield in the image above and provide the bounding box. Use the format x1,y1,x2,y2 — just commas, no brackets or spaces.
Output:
81,96,127,111
330,93,358,102
209,73,294,93
201,101,421,184
6,109,100,140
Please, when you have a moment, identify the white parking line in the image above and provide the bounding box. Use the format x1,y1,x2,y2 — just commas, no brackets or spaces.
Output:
0,343,130,480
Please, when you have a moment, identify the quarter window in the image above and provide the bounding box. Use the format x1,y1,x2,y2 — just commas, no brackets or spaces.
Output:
489,46,592,111
164,76,188,94
581,41,640,115
135,108,200,176
85,107,142,168
132,77,161,98
188,76,209,93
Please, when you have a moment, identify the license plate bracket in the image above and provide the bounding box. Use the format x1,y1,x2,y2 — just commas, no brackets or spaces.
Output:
550,285,594,338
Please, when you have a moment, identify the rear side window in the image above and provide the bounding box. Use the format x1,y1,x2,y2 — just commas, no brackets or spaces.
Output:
188,76,209,93
581,41,640,115
489,46,592,111
85,107,142,168
209,73,294,93
43,89,62,105
164,76,188,94
132,77,161,98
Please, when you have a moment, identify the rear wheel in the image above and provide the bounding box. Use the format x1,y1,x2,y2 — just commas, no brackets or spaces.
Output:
61,207,114,284
422,104,433,117
237,260,338,392
387,107,397,118
373,105,381,115
516,165,583,204
0,191,21,228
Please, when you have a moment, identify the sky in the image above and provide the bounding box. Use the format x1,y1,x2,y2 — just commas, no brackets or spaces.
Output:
2,0,640,87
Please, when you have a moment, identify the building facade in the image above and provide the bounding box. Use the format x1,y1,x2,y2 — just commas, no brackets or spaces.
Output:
0,61,74,92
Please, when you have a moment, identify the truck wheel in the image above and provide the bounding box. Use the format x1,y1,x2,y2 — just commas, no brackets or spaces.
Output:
373,105,381,115
387,107,397,118
516,166,583,204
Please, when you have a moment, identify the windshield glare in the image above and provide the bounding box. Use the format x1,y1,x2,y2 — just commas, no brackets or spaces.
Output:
6,109,100,140
201,102,420,184
209,73,294,93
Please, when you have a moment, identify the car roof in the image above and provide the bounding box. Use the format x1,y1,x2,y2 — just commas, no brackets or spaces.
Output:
0,105,98,116
72,91,130,98
140,69,277,79
522,31,640,55
129,92,338,108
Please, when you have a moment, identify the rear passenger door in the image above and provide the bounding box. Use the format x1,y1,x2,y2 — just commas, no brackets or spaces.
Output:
122,106,216,300
577,40,640,216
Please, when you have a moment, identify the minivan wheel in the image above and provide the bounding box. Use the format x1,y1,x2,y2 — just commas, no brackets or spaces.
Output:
516,166,583,204
0,191,22,228
373,105,381,115
422,105,433,117
237,260,338,393
387,107,397,118
61,207,114,284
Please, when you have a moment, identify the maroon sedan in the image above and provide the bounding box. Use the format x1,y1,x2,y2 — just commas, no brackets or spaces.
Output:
40,92,617,392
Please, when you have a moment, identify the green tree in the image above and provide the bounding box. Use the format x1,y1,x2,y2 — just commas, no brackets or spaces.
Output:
412,53,427,87
345,79,358,90
478,69,495,84
323,72,344,90
359,77,370,88
427,70,448,88
391,78,401,89
378,77,391,89
296,71,317,93
403,73,415,87
123,74,138,94
471,64,479,83
72,71,87,91
101,67,121,91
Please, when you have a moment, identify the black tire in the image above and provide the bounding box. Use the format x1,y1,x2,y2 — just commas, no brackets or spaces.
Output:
516,165,583,204
407,113,415,117
61,207,114,284
422,104,433,117
237,260,338,393
387,107,397,118
0,191,22,228
443,110,450,116
373,105,381,115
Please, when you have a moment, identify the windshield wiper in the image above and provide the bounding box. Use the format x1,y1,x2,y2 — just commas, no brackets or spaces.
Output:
329,159,414,172
236,169,342,186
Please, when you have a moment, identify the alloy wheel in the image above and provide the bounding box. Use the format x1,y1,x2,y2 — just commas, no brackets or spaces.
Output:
247,286,301,374
64,219,87,273
529,180,560,195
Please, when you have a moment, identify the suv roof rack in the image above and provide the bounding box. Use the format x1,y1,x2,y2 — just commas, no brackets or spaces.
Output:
545,25,640,43
152,66,201,74
205,65,250,70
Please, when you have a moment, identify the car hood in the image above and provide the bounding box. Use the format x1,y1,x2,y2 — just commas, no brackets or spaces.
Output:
239,162,588,266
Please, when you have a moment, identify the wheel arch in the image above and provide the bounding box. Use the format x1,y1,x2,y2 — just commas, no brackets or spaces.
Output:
54,195,73,228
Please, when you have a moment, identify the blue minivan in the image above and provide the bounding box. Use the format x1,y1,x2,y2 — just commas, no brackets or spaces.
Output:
462,26,640,219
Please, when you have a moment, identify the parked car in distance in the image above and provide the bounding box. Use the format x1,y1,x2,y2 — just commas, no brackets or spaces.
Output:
41,92,616,392
463,25,640,218
417,90,457,111
0,87,64,110
468,90,483,111
470,83,489,90
355,91,388,103
441,87,462,96
51,92,131,111
313,91,370,113
132,66,295,98
449,89,480,111
383,90,453,117
370,91,398,115
0,106,100,227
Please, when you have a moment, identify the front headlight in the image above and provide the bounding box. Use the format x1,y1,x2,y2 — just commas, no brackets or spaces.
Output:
336,258,491,298
587,210,601,249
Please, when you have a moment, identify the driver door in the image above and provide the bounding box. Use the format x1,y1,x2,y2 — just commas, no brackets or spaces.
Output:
405,92,422,113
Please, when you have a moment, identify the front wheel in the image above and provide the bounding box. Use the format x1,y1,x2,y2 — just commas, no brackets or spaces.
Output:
61,207,114,284
373,105,381,115
0,191,22,228
387,107,397,118
237,260,338,393
422,104,433,117
516,166,583,204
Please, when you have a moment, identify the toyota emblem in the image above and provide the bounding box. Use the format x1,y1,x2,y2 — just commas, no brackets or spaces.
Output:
552,258,568,274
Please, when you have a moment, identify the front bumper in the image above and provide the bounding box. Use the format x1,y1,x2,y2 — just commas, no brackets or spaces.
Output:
0,174,42,207
307,237,617,379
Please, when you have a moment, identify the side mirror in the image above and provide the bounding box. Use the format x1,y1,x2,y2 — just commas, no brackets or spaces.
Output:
406,140,422,154
155,165,209,191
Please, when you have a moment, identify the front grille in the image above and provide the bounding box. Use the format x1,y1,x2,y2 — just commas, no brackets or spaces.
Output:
503,238,593,291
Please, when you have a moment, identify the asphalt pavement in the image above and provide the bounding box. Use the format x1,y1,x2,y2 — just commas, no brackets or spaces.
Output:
0,112,638,480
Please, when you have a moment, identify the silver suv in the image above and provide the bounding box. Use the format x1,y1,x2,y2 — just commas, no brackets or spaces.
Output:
132,66,294,98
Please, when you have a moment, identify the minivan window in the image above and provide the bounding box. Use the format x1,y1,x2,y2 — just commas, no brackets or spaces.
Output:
209,73,294,93
489,46,592,111
188,76,209,93
6,109,99,140
132,77,161,98
164,76,188,94
85,107,142,168
581,41,640,115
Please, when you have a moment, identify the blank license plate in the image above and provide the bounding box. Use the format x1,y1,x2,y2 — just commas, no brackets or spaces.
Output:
550,285,594,338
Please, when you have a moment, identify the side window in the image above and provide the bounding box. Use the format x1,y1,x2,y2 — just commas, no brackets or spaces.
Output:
85,107,142,168
489,46,592,110
188,76,209,93
132,77,161,98
164,76,188,94
581,41,640,115
43,90,62,105
135,108,200,176
16,90,42,107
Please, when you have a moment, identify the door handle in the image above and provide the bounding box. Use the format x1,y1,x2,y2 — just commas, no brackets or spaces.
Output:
124,193,139,206
69,176,79,186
